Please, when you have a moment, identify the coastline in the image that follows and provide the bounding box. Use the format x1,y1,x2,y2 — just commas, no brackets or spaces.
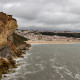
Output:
0,12,31,80
26,41,80,44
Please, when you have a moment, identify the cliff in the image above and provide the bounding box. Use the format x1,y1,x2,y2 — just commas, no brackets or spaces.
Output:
0,12,17,46
0,12,30,79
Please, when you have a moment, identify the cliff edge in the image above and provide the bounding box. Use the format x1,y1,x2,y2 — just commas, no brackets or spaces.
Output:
0,12,17,46
0,12,30,79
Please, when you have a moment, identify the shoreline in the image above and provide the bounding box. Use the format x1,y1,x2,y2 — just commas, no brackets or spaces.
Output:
26,41,80,44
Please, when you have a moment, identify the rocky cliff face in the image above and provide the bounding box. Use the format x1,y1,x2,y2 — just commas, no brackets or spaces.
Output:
0,12,30,79
0,12,17,46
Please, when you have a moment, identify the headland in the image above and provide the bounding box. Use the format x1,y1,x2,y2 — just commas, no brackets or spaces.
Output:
0,12,31,79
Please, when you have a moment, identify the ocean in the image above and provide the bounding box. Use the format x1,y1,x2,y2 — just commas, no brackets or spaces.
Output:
2,44,80,80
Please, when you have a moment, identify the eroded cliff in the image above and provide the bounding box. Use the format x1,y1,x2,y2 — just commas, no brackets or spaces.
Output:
0,12,30,79
0,12,17,46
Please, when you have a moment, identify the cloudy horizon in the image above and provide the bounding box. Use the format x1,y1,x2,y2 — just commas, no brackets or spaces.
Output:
0,0,80,31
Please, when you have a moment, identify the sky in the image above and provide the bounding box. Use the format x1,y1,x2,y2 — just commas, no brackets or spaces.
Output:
0,0,80,31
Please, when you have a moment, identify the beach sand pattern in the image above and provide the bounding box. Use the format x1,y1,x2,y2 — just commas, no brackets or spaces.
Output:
26,41,80,44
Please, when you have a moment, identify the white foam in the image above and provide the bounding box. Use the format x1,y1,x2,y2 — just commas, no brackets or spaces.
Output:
75,74,80,80
64,68,73,78
35,63,45,71
50,58,56,63
2,51,32,80
52,65,73,78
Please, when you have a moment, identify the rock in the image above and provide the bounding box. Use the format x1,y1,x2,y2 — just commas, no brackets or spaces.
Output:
0,44,12,58
0,12,31,80
0,12,18,79
0,12,18,46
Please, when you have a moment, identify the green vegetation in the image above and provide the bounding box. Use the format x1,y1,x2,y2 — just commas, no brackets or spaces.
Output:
40,32,80,38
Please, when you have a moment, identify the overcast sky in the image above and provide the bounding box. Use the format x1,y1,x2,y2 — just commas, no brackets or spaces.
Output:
0,0,80,31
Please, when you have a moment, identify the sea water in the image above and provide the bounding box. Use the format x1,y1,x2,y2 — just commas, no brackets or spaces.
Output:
2,44,80,80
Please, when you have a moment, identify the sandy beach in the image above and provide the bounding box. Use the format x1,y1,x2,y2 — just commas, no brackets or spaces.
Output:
25,41,80,44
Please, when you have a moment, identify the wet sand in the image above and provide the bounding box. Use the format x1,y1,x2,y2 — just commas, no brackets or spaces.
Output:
25,41,80,44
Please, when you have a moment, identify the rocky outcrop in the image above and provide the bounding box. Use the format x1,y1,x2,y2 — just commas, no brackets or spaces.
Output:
0,12,17,46
0,12,30,79
7,32,30,57
0,44,12,58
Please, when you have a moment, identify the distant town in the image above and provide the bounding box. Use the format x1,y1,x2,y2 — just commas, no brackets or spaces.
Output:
15,29,80,42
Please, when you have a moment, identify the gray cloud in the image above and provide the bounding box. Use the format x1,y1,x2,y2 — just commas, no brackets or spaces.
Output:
0,0,80,31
